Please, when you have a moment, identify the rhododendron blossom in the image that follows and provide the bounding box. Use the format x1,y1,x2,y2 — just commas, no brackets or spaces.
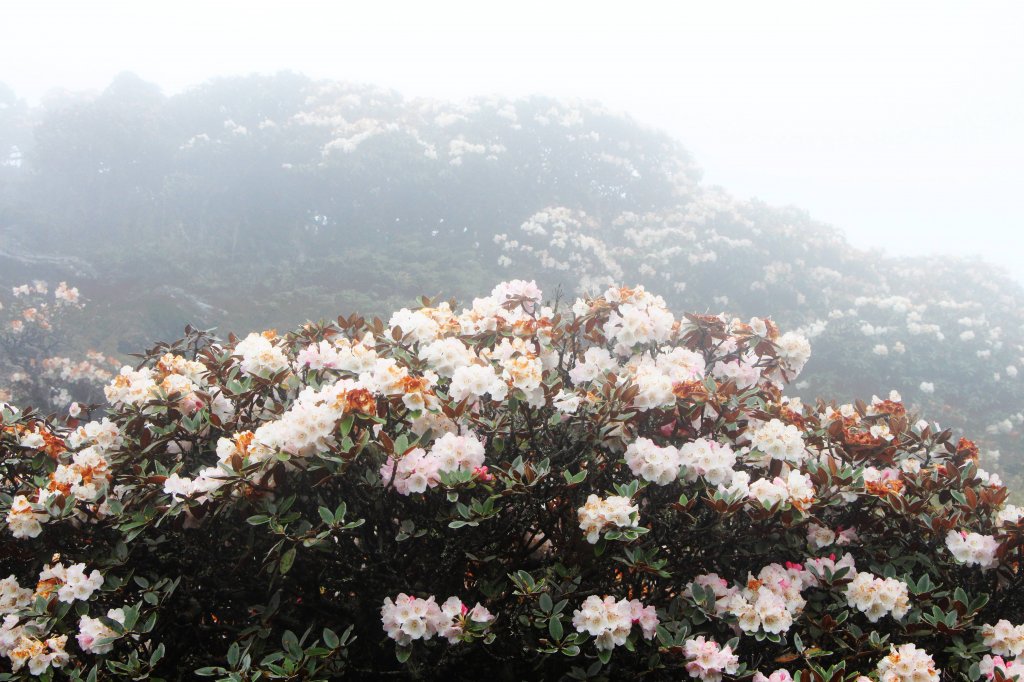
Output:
980,654,1024,681
746,418,807,465
679,438,737,486
625,437,681,485
571,595,658,651
876,643,938,682
381,593,492,646
982,620,1024,658
577,494,639,543
684,636,739,682
844,572,911,623
946,530,1000,569
77,608,125,654
381,432,487,495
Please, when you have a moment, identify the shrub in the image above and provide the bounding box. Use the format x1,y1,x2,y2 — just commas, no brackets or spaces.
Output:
1,281,1022,680
0,281,115,411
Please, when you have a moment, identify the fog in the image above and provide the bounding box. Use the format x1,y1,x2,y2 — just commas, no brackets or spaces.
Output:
1,2,1023,488
3,0,1022,281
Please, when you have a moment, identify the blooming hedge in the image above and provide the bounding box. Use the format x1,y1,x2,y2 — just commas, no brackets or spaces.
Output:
1,281,1023,680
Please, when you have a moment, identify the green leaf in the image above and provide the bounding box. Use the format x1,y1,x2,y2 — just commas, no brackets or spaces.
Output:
322,627,340,649
549,617,564,641
195,667,226,677
282,630,301,659
396,645,412,663
149,643,165,667
280,548,297,575
339,414,355,438
227,642,240,668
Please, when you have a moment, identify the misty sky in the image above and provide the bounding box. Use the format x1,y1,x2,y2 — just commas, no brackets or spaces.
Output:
2,1,1022,283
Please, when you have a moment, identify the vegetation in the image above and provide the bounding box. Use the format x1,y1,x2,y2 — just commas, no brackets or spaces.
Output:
2,282,1022,680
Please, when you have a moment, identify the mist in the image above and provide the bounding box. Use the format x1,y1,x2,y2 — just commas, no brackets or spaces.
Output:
3,0,1023,282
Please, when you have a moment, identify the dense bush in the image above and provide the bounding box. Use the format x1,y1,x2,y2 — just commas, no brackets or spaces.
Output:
2,281,1022,680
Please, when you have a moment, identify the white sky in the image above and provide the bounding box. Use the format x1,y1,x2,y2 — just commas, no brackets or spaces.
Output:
2,0,1023,283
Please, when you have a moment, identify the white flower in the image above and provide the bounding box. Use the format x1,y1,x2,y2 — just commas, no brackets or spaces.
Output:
683,636,739,682
806,523,836,549
844,573,910,623
875,643,938,682
747,419,806,465
77,608,125,654
980,619,1024,657
449,364,507,403
6,495,46,539
381,593,492,646
679,438,737,487
56,563,104,603
945,530,999,569
234,332,290,377
572,595,657,651
420,338,476,377
577,494,639,543
625,438,681,485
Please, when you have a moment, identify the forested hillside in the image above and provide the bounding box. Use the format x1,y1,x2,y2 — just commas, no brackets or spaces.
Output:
1,72,1021,485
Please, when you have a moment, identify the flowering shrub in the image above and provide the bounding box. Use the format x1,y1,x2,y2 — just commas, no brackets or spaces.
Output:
1,280,1023,679
0,282,116,411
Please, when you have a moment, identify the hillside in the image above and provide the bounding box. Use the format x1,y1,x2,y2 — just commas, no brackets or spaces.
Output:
1,72,1021,483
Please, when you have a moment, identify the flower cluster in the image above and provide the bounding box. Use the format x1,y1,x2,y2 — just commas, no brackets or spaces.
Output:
980,654,1024,681
625,437,682,485
690,562,813,635
748,470,816,510
746,418,807,465
876,643,939,682
104,352,211,412
5,495,47,539
679,438,737,486
381,432,486,495
945,530,1000,569
753,670,793,682
295,334,377,372
683,636,740,682
844,572,911,623
577,494,640,544
571,595,657,651
0,562,106,674
981,620,1024,658
381,593,493,646
235,331,290,377
77,608,126,654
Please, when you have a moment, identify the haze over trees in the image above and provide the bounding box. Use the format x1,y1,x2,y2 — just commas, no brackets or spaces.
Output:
0,71,1021,487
